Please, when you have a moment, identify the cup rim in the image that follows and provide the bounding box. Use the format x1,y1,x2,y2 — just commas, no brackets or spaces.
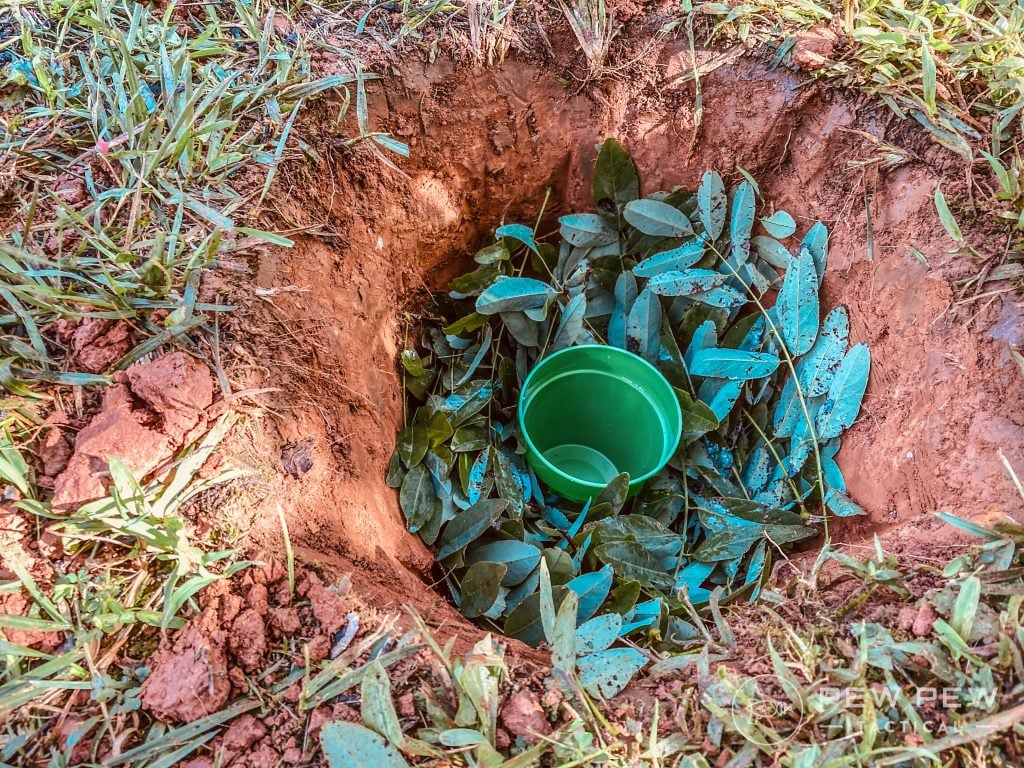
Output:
517,344,683,494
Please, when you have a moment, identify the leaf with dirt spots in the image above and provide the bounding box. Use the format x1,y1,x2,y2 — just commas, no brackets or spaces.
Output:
796,306,849,396
690,285,746,308
560,213,618,247
777,245,819,356
321,722,410,768
697,170,727,241
689,348,780,380
815,343,870,440
633,240,705,278
647,268,729,297
461,561,508,618
577,647,647,698
626,287,661,363
577,613,622,654
801,220,829,281
729,180,756,265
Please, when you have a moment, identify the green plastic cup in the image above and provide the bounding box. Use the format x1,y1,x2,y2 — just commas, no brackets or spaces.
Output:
518,345,683,502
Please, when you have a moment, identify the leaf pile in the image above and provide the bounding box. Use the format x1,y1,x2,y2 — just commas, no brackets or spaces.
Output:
388,139,871,650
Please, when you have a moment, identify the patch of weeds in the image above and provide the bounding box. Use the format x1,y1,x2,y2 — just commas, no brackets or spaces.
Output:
391,139,871,651
0,1,404,397
0,418,251,763
305,514,1024,766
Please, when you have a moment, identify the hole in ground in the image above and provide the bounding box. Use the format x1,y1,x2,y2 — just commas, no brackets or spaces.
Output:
226,45,1024,636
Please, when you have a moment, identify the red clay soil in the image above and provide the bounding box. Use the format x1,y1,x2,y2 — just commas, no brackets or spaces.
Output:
226,38,1023,607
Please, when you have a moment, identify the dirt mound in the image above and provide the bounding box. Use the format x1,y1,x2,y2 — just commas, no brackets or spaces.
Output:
50,351,214,509
215,41,1022,613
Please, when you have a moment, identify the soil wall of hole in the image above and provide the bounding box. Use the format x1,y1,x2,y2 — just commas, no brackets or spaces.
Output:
228,39,1024,623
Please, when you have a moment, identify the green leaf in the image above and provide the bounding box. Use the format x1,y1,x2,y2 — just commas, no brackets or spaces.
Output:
760,211,796,239
697,171,727,241
592,138,640,219
796,306,849,396
577,648,647,698
476,277,555,315
466,540,541,586
396,423,428,468
934,184,963,242
776,245,819,356
632,241,705,278
594,541,674,590
400,465,440,534
437,498,508,560
461,561,508,618
676,390,719,445
504,586,569,646
815,343,870,440
692,528,761,562
689,348,780,380
921,41,937,116
440,729,488,747
539,558,556,643
565,565,613,622
951,576,981,641
496,223,539,254
361,662,403,746
560,213,618,247
626,288,661,363
647,269,728,297
595,472,631,515
321,722,411,768
427,411,454,447
751,235,791,269
623,199,694,237
451,425,489,452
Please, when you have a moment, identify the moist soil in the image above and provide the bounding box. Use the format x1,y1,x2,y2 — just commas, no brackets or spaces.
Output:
8,19,1024,767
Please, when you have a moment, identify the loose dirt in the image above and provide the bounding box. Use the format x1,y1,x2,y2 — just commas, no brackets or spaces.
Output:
222,36,1023,612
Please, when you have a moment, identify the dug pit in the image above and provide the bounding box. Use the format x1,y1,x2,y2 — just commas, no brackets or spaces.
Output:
223,42,1024,629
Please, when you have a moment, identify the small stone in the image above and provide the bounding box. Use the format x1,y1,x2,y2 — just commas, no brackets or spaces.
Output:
912,603,938,638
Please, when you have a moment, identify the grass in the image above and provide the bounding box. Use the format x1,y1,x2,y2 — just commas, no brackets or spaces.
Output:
0,0,402,400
